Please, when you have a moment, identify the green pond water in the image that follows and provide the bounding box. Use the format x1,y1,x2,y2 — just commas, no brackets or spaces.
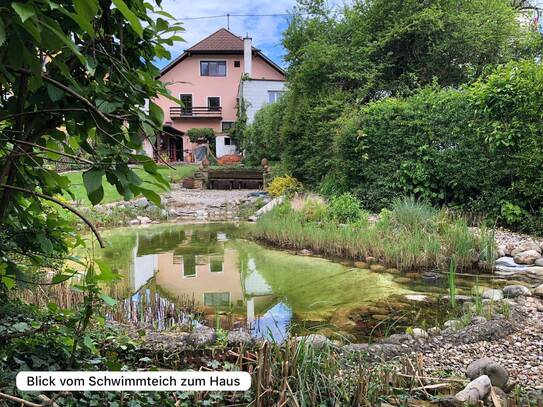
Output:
93,223,488,341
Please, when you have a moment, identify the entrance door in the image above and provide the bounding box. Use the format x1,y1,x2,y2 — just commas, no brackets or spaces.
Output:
174,137,184,162
180,94,193,115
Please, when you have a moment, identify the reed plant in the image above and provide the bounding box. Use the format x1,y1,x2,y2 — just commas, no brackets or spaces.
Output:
250,197,495,272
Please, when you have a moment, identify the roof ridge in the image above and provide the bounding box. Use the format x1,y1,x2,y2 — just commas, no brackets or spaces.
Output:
186,27,244,52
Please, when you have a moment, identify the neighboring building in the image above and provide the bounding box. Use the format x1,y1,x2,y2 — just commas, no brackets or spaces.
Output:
147,28,285,162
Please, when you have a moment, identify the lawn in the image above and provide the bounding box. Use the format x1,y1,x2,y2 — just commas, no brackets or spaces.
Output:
64,165,197,205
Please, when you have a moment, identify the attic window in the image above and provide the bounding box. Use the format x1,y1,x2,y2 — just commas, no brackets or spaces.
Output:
234,61,241,68
201,61,226,77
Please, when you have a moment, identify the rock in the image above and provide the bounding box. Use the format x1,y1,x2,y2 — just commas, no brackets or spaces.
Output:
369,264,385,272
254,196,285,217
470,316,487,325
435,395,462,407
535,257,543,267
421,272,441,282
365,256,377,265
513,250,542,265
495,256,522,268
481,289,503,301
411,328,428,340
137,216,152,224
466,358,508,388
444,320,463,330
404,294,431,303
128,219,140,225
527,267,543,279
503,284,531,298
380,333,412,345
248,215,257,222
533,284,543,298
385,267,400,273
455,375,491,404
511,241,541,256
428,327,442,336
354,261,368,269
484,386,508,406
227,330,253,345
497,246,506,258
298,249,313,256
187,327,215,347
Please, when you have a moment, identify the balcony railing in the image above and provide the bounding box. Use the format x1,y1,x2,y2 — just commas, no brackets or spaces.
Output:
170,106,222,118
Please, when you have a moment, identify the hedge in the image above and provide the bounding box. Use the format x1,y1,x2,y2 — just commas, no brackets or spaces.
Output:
332,60,543,232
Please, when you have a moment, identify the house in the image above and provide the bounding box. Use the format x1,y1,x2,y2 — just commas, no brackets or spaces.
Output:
146,28,286,162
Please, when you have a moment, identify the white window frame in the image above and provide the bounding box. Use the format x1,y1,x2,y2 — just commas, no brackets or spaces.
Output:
268,90,285,104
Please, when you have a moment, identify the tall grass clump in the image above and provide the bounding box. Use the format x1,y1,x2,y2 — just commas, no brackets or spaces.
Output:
250,196,494,271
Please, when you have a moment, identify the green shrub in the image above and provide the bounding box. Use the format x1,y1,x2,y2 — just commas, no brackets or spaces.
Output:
267,175,303,198
333,60,543,233
327,193,364,224
301,199,328,223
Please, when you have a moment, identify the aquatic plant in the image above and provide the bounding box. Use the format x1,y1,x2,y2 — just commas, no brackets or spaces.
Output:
448,258,457,308
250,198,495,271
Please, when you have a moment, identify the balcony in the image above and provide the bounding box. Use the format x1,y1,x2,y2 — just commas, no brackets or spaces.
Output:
170,106,222,119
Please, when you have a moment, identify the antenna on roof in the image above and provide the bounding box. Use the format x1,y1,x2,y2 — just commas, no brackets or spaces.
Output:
227,13,230,30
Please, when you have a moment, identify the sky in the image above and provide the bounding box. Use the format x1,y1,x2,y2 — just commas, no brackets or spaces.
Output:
155,0,343,69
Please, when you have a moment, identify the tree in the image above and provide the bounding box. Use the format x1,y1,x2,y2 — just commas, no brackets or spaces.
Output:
0,0,183,292
273,0,540,185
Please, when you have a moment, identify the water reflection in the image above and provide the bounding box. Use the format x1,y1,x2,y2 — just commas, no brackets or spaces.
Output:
97,223,412,341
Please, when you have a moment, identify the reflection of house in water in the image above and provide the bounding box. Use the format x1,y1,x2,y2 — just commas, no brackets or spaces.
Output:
126,227,290,339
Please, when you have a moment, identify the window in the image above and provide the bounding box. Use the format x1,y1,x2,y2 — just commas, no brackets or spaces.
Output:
203,292,230,307
224,137,231,146
200,61,226,77
207,97,220,111
234,61,241,68
180,94,192,114
268,91,285,103
221,121,234,132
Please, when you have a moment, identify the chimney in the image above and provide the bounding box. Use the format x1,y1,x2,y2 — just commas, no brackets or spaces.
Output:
243,36,252,77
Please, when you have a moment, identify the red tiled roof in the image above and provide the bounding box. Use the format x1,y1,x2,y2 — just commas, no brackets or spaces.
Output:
187,28,251,52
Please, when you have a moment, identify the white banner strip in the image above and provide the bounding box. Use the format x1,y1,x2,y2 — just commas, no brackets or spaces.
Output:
16,371,251,392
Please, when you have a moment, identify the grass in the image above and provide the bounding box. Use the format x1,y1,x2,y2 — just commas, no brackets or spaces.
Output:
250,197,496,271
63,165,197,205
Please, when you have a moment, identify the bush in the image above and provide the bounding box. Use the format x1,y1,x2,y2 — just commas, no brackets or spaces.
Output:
333,60,543,233
327,193,364,224
301,199,328,222
267,175,303,198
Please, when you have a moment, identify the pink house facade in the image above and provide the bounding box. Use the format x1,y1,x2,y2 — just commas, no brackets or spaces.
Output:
145,28,285,162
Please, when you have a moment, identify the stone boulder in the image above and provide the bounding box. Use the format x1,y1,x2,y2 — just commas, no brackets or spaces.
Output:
466,358,508,388
511,241,541,257
534,284,543,299
455,375,491,404
481,289,503,301
527,267,543,279
296,334,332,350
411,328,429,340
536,258,543,267
503,285,530,298
513,250,541,265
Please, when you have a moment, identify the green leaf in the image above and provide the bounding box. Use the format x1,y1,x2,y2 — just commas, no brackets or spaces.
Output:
1,276,15,289
83,335,97,353
139,187,161,207
95,259,119,282
88,186,104,205
47,83,65,102
51,273,72,284
83,169,104,193
148,101,164,127
99,293,118,306
74,0,99,22
12,2,36,23
111,0,143,37
12,322,29,332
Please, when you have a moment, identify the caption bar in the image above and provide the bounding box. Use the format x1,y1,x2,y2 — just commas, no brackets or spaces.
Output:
16,371,251,392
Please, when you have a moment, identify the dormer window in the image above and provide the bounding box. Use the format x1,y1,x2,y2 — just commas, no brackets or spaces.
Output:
200,61,227,77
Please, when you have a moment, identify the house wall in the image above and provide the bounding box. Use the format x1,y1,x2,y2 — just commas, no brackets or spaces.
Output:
216,135,237,157
153,52,284,160
241,79,286,123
